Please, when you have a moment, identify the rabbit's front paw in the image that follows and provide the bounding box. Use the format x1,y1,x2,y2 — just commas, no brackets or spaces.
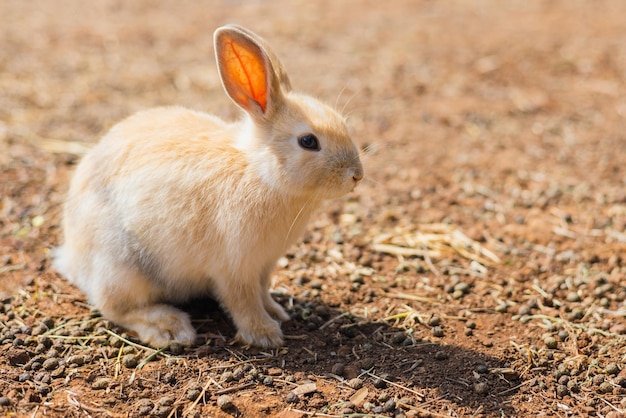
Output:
119,304,197,348
235,317,283,348
263,293,290,322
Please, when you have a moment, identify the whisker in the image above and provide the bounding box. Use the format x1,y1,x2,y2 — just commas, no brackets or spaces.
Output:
341,88,362,116
335,82,349,111
284,197,313,250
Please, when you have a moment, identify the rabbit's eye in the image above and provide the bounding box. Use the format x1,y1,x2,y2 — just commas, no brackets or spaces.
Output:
298,134,320,151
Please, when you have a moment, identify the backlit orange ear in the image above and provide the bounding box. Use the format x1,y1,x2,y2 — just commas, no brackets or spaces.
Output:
218,32,268,113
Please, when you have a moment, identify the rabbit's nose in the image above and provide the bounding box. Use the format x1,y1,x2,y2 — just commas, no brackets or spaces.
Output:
352,166,364,183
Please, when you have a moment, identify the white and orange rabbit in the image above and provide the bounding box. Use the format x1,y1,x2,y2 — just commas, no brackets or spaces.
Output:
54,24,363,348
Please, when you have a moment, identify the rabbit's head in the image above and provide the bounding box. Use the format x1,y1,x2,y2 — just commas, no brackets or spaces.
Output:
215,25,363,200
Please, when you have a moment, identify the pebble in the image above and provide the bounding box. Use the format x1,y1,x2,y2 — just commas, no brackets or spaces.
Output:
428,316,441,327
123,354,138,369
599,382,613,394
168,343,184,355
474,382,488,395
285,392,299,403
331,363,345,376
19,372,32,382
556,384,568,397
221,371,235,382
432,326,444,338
7,348,30,366
383,399,396,412
152,405,173,418
263,376,274,386
476,364,489,374
495,303,508,313
566,292,581,302
308,279,323,290
567,380,580,393
391,332,406,345
42,358,59,371
217,394,233,410
67,355,86,366
187,389,202,401
373,378,387,389
92,377,111,390
434,351,448,361
348,378,363,390
544,336,558,349
605,363,620,375
0,397,11,406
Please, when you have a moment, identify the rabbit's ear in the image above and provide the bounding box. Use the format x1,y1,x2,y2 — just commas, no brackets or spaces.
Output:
215,25,287,118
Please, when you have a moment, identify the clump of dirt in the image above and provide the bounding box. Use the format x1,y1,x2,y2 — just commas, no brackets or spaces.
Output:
2,1,626,416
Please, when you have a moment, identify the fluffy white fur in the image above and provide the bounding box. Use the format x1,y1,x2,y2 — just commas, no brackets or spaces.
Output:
54,25,363,348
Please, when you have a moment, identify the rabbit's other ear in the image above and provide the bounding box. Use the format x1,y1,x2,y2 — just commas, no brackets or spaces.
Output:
215,25,289,119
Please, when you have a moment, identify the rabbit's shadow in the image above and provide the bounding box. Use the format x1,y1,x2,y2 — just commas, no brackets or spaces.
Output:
178,295,520,417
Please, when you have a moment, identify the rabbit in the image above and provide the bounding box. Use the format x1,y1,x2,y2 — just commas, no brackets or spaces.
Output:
53,24,363,348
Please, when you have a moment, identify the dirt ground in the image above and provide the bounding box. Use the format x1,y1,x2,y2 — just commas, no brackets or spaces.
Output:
1,0,626,416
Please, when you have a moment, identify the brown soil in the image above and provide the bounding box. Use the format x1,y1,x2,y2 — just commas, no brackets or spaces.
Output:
1,1,626,417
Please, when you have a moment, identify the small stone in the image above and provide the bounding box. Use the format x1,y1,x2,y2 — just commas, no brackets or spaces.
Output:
567,380,580,393
263,376,274,386
566,292,581,302
92,377,111,390
267,367,283,376
19,372,32,382
391,332,406,344
614,376,626,388
0,397,11,406
42,358,59,371
383,399,396,412
556,384,568,397
348,378,363,390
7,348,30,366
285,392,299,404
605,363,620,375
122,354,138,369
428,316,441,327
67,355,86,366
373,378,387,389
544,336,558,349
465,320,476,329
599,381,613,394
331,363,345,376
136,399,153,416
36,384,50,396
476,364,489,374
152,405,173,418
309,279,323,290
495,303,508,313
464,328,473,336
187,389,202,401
378,392,390,402
221,371,235,382
217,394,234,410
41,318,55,329
474,382,489,395
168,343,184,355
434,351,448,361
432,326,444,338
